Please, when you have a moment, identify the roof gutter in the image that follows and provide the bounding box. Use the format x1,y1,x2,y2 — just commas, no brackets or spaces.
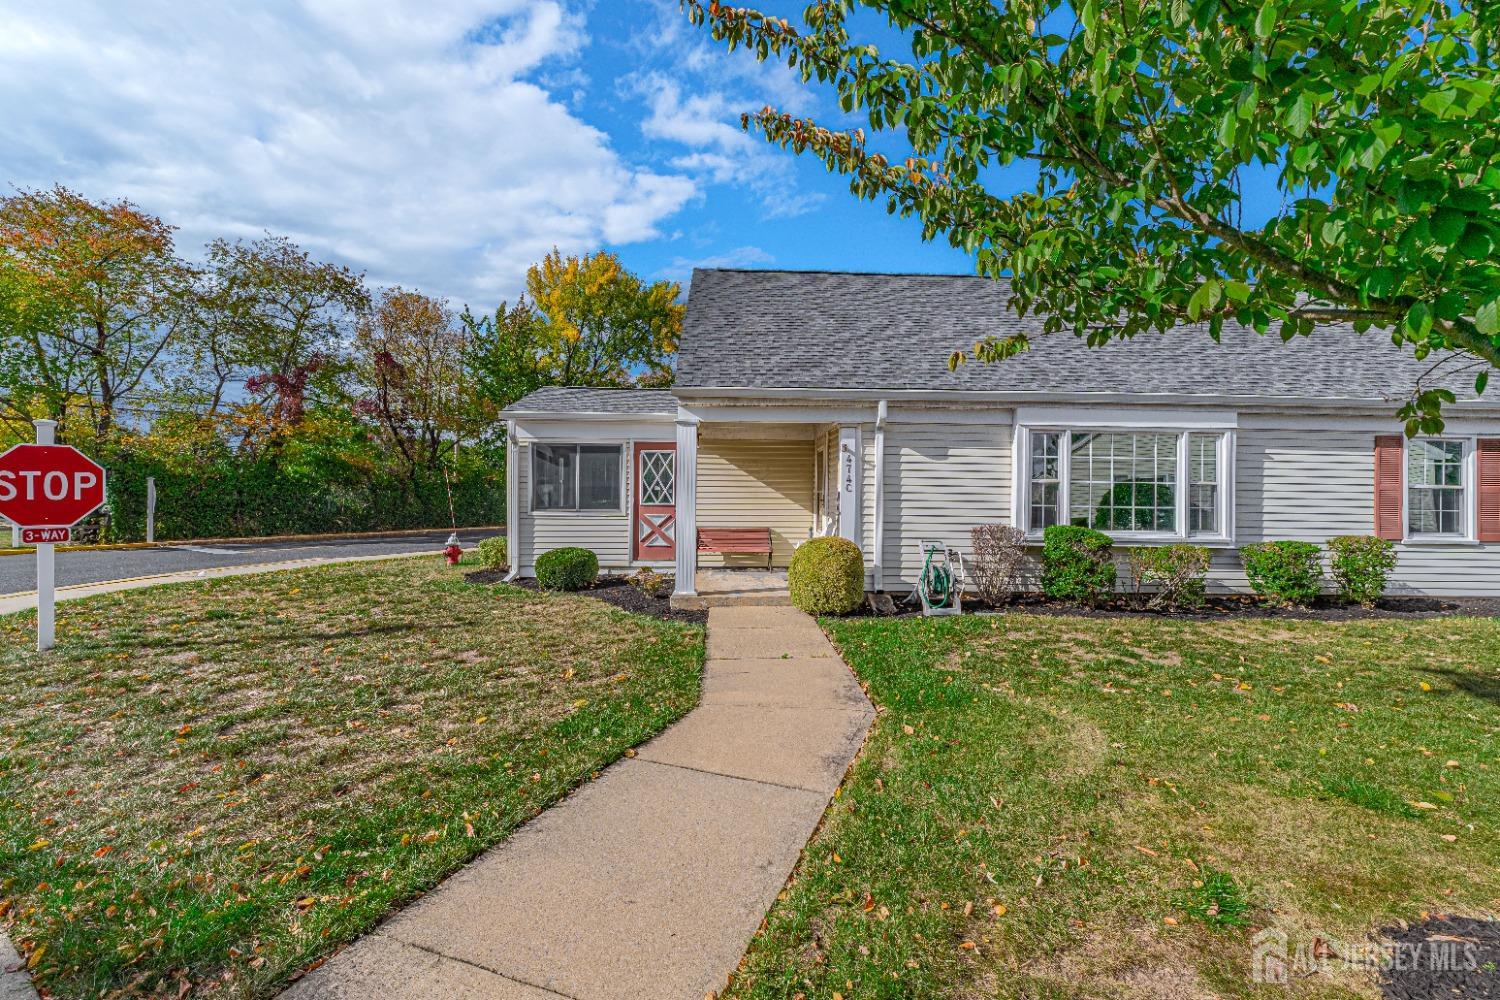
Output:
669,385,1500,414
498,409,675,421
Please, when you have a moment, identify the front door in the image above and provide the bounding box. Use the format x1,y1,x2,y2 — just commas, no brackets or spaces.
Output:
633,442,677,563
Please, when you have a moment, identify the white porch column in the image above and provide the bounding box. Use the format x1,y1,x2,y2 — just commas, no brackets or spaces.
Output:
673,412,700,597
503,419,520,581
837,425,862,548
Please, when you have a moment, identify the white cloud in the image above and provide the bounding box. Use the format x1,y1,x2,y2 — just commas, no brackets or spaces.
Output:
620,1,826,220
661,244,775,283
0,0,698,306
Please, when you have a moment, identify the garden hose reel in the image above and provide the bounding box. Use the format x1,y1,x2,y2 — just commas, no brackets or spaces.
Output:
915,540,966,617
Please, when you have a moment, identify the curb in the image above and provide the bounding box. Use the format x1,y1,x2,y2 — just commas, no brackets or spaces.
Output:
0,549,447,611
0,525,504,558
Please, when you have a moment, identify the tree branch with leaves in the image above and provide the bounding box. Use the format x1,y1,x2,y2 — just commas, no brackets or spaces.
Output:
685,0,1500,432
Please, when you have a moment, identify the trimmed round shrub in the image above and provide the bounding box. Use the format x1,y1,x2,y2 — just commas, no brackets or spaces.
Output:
1239,540,1322,606
1328,535,1396,606
535,547,599,591
1041,525,1117,605
477,535,508,570
788,536,865,615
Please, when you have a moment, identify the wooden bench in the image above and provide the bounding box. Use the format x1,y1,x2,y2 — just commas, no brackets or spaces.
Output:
697,527,774,569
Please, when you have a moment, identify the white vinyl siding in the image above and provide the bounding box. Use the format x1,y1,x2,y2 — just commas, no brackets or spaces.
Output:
515,441,632,574
695,437,814,567
510,405,1499,597
881,421,1012,589
1228,421,1500,595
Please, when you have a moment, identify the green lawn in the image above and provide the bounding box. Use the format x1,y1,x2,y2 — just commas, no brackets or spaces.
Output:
726,613,1500,999
0,558,703,999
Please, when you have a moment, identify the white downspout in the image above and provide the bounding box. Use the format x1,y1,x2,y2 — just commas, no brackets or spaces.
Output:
503,419,520,582
873,400,888,592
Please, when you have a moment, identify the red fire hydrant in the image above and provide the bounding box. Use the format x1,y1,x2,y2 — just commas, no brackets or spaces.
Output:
443,532,463,566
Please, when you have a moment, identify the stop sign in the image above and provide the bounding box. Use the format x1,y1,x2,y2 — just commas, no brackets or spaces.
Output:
0,444,108,528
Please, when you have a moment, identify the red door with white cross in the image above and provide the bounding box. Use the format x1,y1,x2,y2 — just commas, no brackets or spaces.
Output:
633,442,677,563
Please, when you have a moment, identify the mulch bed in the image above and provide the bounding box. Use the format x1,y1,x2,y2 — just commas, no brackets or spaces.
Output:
851,591,1500,621
463,569,707,625
1379,914,1500,999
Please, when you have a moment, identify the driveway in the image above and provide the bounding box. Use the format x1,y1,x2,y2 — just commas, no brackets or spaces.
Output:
0,529,501,597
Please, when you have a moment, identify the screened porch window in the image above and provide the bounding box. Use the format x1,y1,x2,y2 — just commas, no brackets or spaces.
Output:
1023,429,1228,539
532,444,622,512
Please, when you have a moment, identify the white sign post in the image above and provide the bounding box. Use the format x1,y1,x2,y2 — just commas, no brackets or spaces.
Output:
34,419,57,651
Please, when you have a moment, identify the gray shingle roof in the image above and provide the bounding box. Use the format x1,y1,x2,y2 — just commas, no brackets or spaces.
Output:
502,386,677,416
676,269,1476,402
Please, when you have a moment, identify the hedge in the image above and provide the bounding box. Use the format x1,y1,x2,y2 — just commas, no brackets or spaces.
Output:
97,449,505,542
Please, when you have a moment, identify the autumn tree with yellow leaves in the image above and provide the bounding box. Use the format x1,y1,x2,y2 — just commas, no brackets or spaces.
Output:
464,249,683,413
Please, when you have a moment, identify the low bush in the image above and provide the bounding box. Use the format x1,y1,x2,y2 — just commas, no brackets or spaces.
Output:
788,536,865,615
535,547,599,591
1327,535,1396,606
1239,540,1323,606
628,566,672,599
1128,543,1211,610
1041,525,1116,605
477,535,508,570
970,524,1030,605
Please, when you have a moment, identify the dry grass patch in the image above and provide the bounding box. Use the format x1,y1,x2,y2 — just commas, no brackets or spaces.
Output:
724,613,1500,1000
0,557,702,999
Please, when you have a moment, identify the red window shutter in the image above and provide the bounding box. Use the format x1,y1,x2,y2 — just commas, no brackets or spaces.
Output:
1479,439,1500,543
1373,435,1405,541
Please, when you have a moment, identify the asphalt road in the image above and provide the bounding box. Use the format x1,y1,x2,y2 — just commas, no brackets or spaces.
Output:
0,529,503,596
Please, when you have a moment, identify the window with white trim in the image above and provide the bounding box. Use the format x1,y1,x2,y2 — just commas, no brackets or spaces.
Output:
532,444,622,512
1187,433,1220,534
1407,439,1466,536
1022,429,1229,540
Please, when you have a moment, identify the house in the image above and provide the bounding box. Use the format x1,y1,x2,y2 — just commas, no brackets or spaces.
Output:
499,269,1500,605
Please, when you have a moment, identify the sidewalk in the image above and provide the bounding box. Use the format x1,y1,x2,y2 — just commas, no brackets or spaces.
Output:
283,606,874,1000
0,932,40,1000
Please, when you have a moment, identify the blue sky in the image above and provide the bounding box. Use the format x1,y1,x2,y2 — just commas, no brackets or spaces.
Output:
1,0,976,310
3,0,1289,311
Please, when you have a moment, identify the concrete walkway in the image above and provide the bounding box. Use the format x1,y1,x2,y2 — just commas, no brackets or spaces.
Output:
1,932,40,1000
284,606,874,1000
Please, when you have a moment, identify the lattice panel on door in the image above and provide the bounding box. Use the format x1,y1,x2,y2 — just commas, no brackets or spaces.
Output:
638,512,675,547
639,450,675,506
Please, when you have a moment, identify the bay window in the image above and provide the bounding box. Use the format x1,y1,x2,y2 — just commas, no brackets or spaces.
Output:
532,444,623,512
1020,428,1230,540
